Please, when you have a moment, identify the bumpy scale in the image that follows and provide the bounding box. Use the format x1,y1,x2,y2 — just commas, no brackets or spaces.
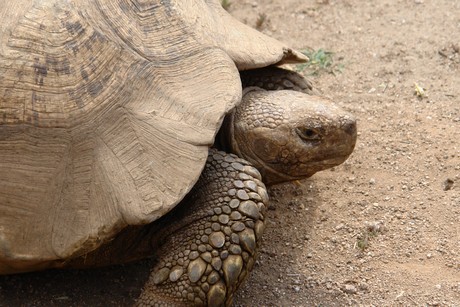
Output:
136,149,268,306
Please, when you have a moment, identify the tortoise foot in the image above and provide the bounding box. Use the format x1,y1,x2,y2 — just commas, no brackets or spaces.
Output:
136,149,268,307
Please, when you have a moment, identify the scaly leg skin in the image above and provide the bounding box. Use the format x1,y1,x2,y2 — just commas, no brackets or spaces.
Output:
240,66,313,93
136,149,268,306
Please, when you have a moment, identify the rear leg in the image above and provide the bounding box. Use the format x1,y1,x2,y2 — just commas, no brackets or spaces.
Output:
136,149,268,306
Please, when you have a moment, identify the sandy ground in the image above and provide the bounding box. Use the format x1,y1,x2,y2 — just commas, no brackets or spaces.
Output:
233,0,460,306
1,0,459,306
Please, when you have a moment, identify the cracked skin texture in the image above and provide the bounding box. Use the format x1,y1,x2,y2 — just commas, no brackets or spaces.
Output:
136,149,268,306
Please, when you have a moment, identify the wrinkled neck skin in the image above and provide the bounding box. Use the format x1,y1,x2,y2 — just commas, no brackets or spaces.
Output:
223,88,357,186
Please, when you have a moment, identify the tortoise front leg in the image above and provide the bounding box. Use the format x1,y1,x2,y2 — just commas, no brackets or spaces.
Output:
136,149,268,306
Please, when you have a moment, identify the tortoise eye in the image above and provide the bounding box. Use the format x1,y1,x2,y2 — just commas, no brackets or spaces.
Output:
297,128,321,141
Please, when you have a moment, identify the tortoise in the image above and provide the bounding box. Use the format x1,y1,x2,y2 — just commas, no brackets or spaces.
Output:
0,0,357,305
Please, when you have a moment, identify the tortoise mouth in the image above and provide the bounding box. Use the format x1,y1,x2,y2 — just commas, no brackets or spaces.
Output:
263,157,350,183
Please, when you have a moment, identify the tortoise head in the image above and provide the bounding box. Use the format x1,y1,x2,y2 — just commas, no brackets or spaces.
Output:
227,89,357,185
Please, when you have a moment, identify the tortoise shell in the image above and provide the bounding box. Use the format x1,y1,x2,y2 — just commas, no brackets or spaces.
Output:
0,0,305,273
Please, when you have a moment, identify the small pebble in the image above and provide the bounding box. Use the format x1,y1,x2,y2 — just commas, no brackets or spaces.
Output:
343,284,357,294
443,178,454,191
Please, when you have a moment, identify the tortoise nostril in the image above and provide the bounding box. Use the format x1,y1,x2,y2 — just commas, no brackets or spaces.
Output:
341,118,357,136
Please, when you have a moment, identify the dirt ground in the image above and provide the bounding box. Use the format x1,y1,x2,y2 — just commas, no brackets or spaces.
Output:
1,0,459,306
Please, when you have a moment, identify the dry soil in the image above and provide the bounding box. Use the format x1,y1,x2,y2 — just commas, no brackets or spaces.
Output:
0,0,459,306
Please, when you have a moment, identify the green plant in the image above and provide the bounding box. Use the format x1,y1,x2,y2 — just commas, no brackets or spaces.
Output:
355,222,385,251
296,48,344,76
221,0,231,11
256,13,267,29
356,230,377,251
